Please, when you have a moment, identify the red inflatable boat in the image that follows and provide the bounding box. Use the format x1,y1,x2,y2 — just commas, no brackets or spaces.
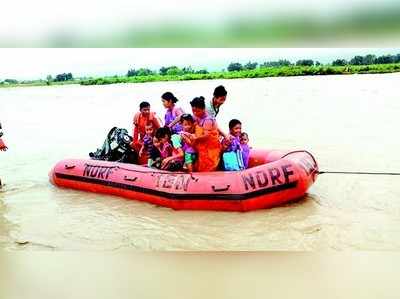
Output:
49,149,318,212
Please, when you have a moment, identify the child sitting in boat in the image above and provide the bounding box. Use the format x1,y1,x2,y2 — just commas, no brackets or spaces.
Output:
171,114,197,173
139,122,155,160
155,127,183,171
147,136,162,169
221,119,245,171
240,132,251,169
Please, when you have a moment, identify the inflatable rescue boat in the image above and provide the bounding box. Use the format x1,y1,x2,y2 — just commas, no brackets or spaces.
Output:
49,149,318,211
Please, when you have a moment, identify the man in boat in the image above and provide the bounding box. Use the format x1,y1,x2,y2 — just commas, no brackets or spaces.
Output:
206,85,232,141
0,122,8,187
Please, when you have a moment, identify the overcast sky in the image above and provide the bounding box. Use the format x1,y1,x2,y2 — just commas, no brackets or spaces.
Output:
0,48,398,80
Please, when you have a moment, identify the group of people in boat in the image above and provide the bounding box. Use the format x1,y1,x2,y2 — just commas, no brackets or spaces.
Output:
131,85,251,172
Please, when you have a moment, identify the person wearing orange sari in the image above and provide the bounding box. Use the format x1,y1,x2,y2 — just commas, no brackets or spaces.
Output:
132,101,161,164
190,97,221,172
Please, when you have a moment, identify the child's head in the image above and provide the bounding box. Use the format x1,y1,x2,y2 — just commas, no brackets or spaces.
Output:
139,101,151,116
228,119,242,137
145,123,154,136
180,114,195,133
213,85,227,107
152,136,161,148
240,132,249,144
190,96,206,118
155,127,172,144
161,92,178,109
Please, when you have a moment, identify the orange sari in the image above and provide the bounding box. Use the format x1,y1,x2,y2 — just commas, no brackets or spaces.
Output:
194,116,221,172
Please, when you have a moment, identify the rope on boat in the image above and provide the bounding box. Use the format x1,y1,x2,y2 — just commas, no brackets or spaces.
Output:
280,150,400,176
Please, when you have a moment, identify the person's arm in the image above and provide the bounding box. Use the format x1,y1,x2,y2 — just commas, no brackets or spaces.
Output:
138,143,146,157
181,132,195,146
216,124,231,140
0,138,7,151
193,119,215,143
167,108,184,129
152,113,162,129
161,148,184,169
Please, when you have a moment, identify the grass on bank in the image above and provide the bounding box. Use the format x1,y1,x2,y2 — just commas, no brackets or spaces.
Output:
1,63,400,88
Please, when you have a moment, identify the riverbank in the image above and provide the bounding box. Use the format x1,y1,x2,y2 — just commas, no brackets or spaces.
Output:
2,63,400,88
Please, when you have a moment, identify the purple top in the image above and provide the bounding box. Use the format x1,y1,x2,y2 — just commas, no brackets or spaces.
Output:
241,144,250,169
143,134,154,155
165,106,183,134
160,143,172,159
225,136,242,153
171,134,196,154
194,112,216,128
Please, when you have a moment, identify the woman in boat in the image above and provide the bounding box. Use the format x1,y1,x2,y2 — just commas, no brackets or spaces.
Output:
161,92,185,134
190,96,221,172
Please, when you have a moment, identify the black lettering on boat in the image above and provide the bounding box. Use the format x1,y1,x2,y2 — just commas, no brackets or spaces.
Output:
281,164,294,183
83,164,115,180
83,164,93,177
175,175,191,191
269,167,283,185
242,173,256,191
155,174,163,188
162,175,176,189
105,167,114,179
90,166,99,177
97,167,108,179
255,171,268,187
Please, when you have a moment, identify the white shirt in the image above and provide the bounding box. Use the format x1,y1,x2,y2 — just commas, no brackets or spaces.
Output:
205,99,219,119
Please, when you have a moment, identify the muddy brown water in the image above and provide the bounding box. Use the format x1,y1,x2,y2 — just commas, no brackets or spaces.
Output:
1,73,400,250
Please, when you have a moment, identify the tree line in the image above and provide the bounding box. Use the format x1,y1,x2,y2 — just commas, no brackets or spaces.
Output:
2,53,400,85
123,53,400,77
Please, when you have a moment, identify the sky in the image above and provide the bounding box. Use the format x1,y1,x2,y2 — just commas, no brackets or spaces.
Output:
0,48,399,81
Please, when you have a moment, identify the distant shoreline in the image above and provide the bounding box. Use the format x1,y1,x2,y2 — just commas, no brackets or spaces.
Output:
1,63,400,88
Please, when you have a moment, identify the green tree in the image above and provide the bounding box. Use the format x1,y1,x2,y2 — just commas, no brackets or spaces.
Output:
227,62,243,72
182,66,194,74
54,73,73,82
375,55,395,64
244,61,258,70
159,66,178,75
332,59,347,66
127,69,139,77
166,67,184,76
137,68,153,76
349,56,364,65
296,59,314,66
362,54,376,65
4,79,18,84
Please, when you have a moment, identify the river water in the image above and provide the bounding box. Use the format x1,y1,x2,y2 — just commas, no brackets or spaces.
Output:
1,73,400,250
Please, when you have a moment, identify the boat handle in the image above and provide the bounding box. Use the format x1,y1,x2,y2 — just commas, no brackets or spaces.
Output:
212,184,231,192
124,176,138,182
65,165,76,170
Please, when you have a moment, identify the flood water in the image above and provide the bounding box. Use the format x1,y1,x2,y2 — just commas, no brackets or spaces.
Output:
1,73,400,250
